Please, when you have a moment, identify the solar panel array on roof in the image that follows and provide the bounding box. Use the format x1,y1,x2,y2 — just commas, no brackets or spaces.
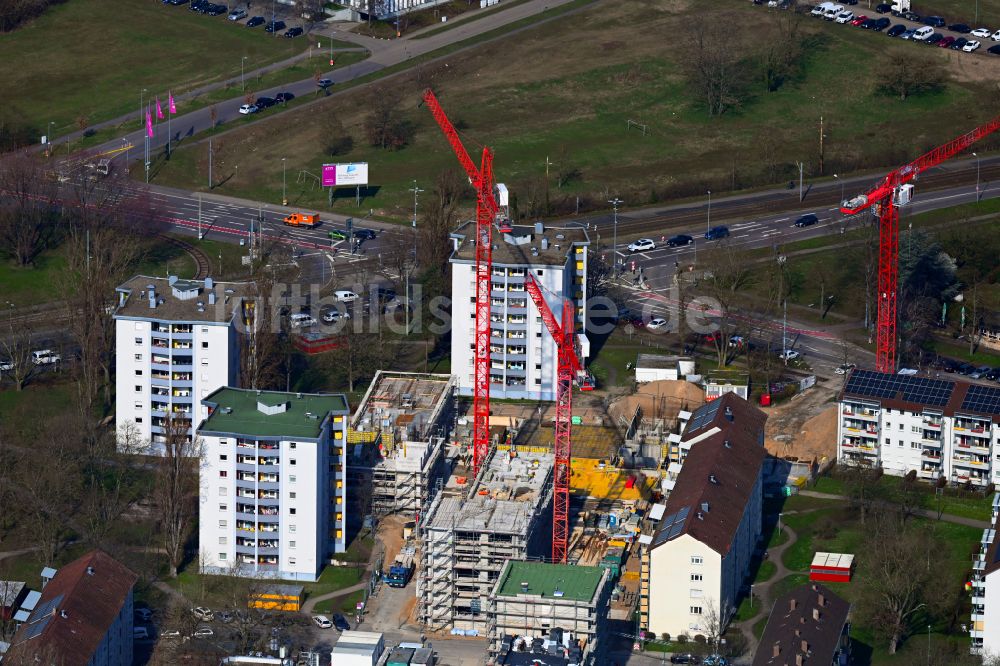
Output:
685,400,722,434
29,593,63,623
844,370,955,407
961,384,1000,416
652,506,690,547
22,616,50,640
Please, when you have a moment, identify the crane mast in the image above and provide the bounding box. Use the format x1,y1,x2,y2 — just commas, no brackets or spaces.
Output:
840,112,1000,373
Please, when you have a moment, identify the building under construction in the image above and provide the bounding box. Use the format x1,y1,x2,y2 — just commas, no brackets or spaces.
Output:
347,372,456,519
418,448,554,634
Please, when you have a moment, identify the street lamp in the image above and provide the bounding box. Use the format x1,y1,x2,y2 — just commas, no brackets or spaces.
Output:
706,190,712,233
241,56,248,92
834,173,844,207
281,158,287,206
139,88,147,127
608,197,623,275
973,152,981,202
410,180,424,261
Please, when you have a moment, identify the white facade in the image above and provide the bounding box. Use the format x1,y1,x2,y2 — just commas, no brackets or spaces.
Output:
646,534,723,639
971,494,1000,658
838,398,1000,487
113,276,249,452
449,224,589,401
197,389,350,582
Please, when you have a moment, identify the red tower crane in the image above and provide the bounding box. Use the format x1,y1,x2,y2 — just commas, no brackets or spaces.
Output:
423,89,504,477
840,113,1000,373
525,274,591,563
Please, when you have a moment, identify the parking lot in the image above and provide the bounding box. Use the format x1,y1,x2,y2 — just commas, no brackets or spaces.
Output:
162,0,311,40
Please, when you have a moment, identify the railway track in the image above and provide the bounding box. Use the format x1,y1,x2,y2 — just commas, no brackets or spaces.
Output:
157,234,211,279
604,160,1000,237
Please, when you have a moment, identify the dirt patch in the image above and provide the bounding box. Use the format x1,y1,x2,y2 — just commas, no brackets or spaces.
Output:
607,379,705,425
376,514,407,566
940,47,1000,85
764,388,838,464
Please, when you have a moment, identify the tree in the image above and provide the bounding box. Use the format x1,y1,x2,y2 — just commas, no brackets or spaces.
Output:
154,416,203,578
697,240,753,366
364,89,409,150
878,53,946,101
79,427,148,549
0,305,36,391
680,17,749,116
323,115,354,157
0,151,58,266
859,512,937,653
239,239,291,391
841,463,884,525
758,11,805,93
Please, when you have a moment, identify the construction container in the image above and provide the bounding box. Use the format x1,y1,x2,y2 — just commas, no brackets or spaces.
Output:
387,647,415,666
411,647,435,665
598,560,620,576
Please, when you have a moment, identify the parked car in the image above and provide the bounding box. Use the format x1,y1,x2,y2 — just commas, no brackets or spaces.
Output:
334,290,360,302
189,0,207,10
312,615,334,629
886,24,906,37
264,20,286,32
992,29,1000,40
238,103,258,114
949,23,971,33
246,15,265,27
284,26,303,37
670,655,701,665
850,14,867,26
289,313,317,328
192,626,214,638
971,27,993,38
31,350,60,365
937,35,956,47
160,629,181,639
963,39,981,51
874,2,891,12
902,11,921,21
950,37,969,49
353,229,376,240
218,611,234,623
666,234,694,247
794,213,819,227
835,10,854,24
705,225,730,240
255,96,276,109
191,607,214,621
627,238,656,252
926,32,944,45
778,349,801,361
873,17,891,30
332,614,350,631
317,78,333,88
861,18,877,28
646,318,669,331
275,91,295,103
957,362,975,375
912,26,935,41
134,608,153,622
322,309,350,323
0,360,13,372
988,44,1000,54
899,28,917,39
228,8,247,20
923,15,946,27
835,363,857,375
206,3,227,15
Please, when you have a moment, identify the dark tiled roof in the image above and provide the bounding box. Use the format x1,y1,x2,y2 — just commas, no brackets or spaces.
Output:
840,369,1000,421
4,550,137,665
753,584,850,666
682,392,767,444
653,394,767,555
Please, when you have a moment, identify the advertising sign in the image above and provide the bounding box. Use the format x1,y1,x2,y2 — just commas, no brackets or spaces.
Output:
322,163,369,187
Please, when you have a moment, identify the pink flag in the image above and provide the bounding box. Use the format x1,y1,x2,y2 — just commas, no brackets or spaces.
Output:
156,98,164,120
146,110,154,138
168,92,177,115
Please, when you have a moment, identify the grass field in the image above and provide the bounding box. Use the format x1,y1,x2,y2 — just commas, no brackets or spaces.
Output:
811,473,993,521
0,0,308,137
148,0,1000,223
913,0,1000,25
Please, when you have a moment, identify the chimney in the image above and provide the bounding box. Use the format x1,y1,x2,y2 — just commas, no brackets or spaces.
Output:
534,222,544,235
772,643,781,658
59,610,68,619
541,237,549,251
148,289,157,309
208,291,216,305
520,581,530,593
205,276,214,290
169,275,178,286
818,593,826,607
789,598,798,611
701,501,710,513
812,608,821,621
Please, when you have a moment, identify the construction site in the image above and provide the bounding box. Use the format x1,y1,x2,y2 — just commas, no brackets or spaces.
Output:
347,371,457,519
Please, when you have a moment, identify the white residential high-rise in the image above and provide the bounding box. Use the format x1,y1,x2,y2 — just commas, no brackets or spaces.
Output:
971,494,1000,658
113,275,254,451
449,222,590,401
837,370,1000,486
196,388,350,582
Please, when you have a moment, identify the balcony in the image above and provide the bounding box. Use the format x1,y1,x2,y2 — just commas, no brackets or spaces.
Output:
842,407,878,419
920,451,943,461
918,469,941,480
952,457,990,469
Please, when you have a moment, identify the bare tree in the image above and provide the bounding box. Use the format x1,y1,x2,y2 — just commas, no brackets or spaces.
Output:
698,240,753,366
759,12,805,93
0,152,58,266
841,463,884,525
860,512,937,654
239,245,288,391
878,52,946,101
0,306,36,391
154,416,203,578
364,89,409,150
680,17,748,117
79,427,147,549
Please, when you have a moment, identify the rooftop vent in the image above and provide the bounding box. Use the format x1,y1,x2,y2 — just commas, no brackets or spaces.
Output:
709,474,719,484
724,405,734,421
555,234,565,240
541,238,549,251
553,588,564,598
208,292,216,305
520,581,530,593
205,277,214,289
225,288,235,295
60,610,68,619
296,393,303,399
696,511,704,520
701,501,710,513
723,440,732,449
534,222,544,235
221,407,233,414
306,412,319,420
86,566,95,576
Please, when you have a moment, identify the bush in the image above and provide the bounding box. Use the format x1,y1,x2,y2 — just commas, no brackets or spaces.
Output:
677,634,689,644
661,632,671,642
904,469,917,484
694,634,707,644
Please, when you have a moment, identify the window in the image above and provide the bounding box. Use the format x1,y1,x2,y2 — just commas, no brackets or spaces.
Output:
201,358,209,366
134,353,143,361
690,574,703,581
220,454,228,461
535,363,542,370
289,492,297,499
290,443,296,449
219,553,227,561
289,541,296,549
899,423,904,431
690,589,703,598
288,557,296,566
885,437,890,446
470,297,476,303
135,337,142,344
135,401,143,410
899,440,904,447
219,471,228,478
219,504,227,511
219,487,227,496
201,341,208,349
135,369,143,376
289,475,297,483
135,385,142,392
135,417,143,424
690,556,703,565
219,520,228,528
219,537,228,545
535,378,541,385
536,332,542,338
290,508,297,515
201,327,209,334
290,459,297,466
537,270,544,275
289,525,296,533
911,442,920,449
690,606,703,615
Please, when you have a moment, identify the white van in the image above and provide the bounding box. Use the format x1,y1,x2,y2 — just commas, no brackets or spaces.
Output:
334,290,359,303
912,26,934,40
811,2,835,16
823,3,844,19
289,313,317,329
31,350,61,365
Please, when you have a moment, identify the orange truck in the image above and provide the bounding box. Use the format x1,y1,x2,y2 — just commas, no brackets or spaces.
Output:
283,212,320,228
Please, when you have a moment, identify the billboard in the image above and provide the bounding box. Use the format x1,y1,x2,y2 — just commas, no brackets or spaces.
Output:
322,163,368,187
